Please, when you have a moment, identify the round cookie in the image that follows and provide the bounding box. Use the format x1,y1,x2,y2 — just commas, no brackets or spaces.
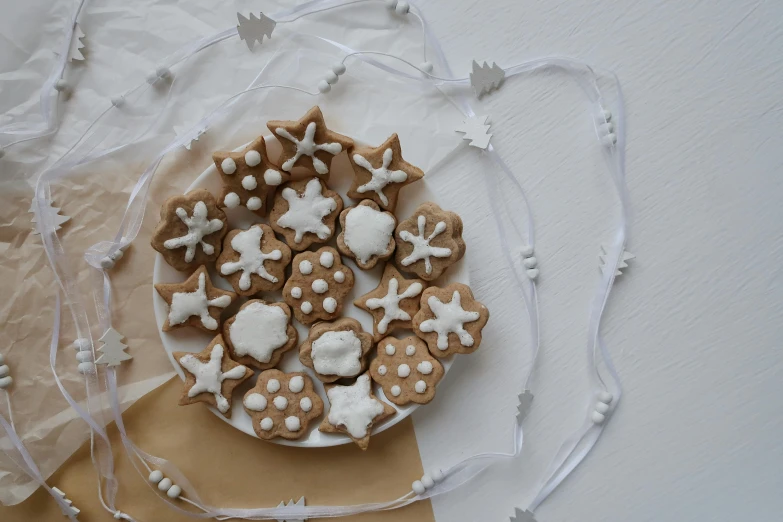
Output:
369,336,444,406
222,300,298,370
336,200,396,270
299,317,374,383
283,247,355,325
354,264,426,342
215,224,292,296
154,265,237,333
269,177,343,251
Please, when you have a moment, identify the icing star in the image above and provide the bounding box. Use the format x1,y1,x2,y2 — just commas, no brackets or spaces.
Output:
216,224,292,296
413,283,489,357
270,177,343,251
347,133,424,211
419,290,480,349
164,202,224,263
267,106,353,177
155,265,237,333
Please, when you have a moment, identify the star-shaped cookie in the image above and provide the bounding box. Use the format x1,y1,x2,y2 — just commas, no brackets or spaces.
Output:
347,133,424,212
212,136,289,216
155,265,237,333
267,106,354,178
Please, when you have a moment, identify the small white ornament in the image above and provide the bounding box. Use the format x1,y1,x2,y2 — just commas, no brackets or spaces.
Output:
455,115,492,149
158,478,172,491
470,60,505,98
156,66,171,79
421,473,434,489
332,63,346,75
526,268,539,280
54,79,69,93
325,71,338,85
167,484,182,499
431,468,444,483
276,496,307,522
0,374,11,389
511,508,538,522
597,390,613,404
591,411,606,424
395,0,410,14
516,390,534,422
52,486,80,517
420,61,433,73
69,23,86,62
30,199,70,235
412,480,425,495
237,12,276,50
95,327,132,367
174,124,206,151
317,80,331,93
599,245,634,276
148,470,164,483
111,95,125,108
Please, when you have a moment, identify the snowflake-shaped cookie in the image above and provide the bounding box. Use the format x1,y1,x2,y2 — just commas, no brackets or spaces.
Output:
242,369,324,440
413,283,489,357
223,300,298,370
216,224,292,296
336,200,397,270
269,177,343,251
155,265,237,333
299,317,374,383
369,336,444,406
283,247,355,325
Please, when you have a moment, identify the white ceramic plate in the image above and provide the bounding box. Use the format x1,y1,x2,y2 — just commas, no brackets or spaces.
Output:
152,138,467,447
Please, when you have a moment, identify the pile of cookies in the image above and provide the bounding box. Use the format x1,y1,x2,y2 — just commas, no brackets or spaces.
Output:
152,106,489,450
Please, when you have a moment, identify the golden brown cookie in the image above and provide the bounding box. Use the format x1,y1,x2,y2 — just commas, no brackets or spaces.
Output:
394,202,466,281
269,177,343,251
151,189,228,271
154,265,236,333
413,283,489,358
215,224,291,296
222,300,297,370
212,136,288,216
354,264,427,342
299,318,374,383
242,369,324,440
173,335,253,418
346,133,424,212
319,373,395,450
282,247,355,325
336,200,396,270
369,336,444,406
267,106,354,178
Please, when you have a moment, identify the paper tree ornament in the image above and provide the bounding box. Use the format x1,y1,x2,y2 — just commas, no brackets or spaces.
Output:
69,23,86,62
276,496,307,522
510,508,537,522
516,390,534,422
30,200,70,235
599,245,635,276
52,486,80,517
237,12,276,50
455,115,492,149
95,327,132,367
470,60,504,98
174,124,206,150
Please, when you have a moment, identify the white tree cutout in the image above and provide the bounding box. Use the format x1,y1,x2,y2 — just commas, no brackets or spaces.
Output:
95,327,132,367
29,200,70,235
455,115,492,149
69,23,86,62
276,496,307,522
237,12,276,50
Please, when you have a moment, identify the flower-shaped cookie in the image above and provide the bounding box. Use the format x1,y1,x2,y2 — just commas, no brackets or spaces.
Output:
319,373,395,450
151,189,228,271
299,318,373,383
212,135,288,216
283,247,355,325
369,336,444,406
243,369,324,440
269,177,343,251
267,106,354,178
222,300,298,370
347,133,424,212
155,265,237,333
174,335,253,418
337,200,396,270
413,283,489,357
354,264,426,342
215,224,291,296
394,202,466,281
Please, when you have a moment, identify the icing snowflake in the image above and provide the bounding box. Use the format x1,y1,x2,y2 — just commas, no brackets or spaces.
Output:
399,215,452,274
353,148,408,206
365,277,423,334
275,122,343,174
163,201,224,263
179,343,247,413
419,291,480,350
169,272,232,330
277,179,337,243
220,226,283,290
326,374,385,439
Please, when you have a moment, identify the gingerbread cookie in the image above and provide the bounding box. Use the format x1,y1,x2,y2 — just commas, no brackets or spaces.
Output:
394,202,466,281
269,177,343,251
299,318,373,383
413,283,489,357
283,247,355,325
212,136,288,216
369,336,444,406
222,300,297,370
151,189,228,271
155,265,236,333
346,133,424,212
319,373,395,450
242,369,324,440
267,106,354,177
336,200,396,270
215,224,291,296
174,335,252,417
354,264,426,342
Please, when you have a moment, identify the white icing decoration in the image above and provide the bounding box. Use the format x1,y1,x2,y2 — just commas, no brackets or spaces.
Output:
243,393,267,411
300,397,313,412
163,202,224,263
378,365,387,375
322,297,337,313
275,122,343,174
391,385,401,397
285,416,301,431
417,361,433,375
245,150,261,167
168,272,231,330
299,260,313,274
228,302,289,363
405,345,416,356
365,277,423,334
219,226,282,291
267,379,281,393
178,343,246,413
385,344,395,355
334,271,345,283
301,301,313,314
344,205,395,264
291,287,302,299
312,279,329,294
353,148,408,205
264,169,282,185
326,374,385,438
288,376,304,393
320,251,334,268
399,215,452,274
419,291,481,349
223,192,240,208
311,330,362,376
273,396,288,410
221,158,237,174
277,179,337,243
242,175,258,190
246,197,262,211
260,417,274,431
415,380,427,394
397,364,411,378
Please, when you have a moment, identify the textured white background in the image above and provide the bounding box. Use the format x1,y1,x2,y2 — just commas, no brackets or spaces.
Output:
3,1,783,521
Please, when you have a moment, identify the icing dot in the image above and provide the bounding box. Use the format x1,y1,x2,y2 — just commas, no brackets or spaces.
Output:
267,379,281,393
221,158,237,174
288,376,304,393
264,169,282,186
320,251,334,268
223,192,240,208
291,287,302,299
333,270,345,283
312,279,329,294
385,344,396,355
322,297,337,313
273,396,288,410
391,385,401,397
245,150,261,166
397,364,411,378
406,345,416,356
244,393,267,411
246,197,262,211
301,301,313,314
285,416,301,431
300,397,313,412
417,361,433,375
260,417,274,431
415,380,427,393
299,260,313,275
378,365,387,376
242,175,258,190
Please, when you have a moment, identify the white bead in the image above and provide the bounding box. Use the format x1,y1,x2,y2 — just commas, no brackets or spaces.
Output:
146,72,158,84
526,268,539,280
0,376,12,389
421,474,434,489
157,477,172,491
597,391,613,404
602,133,617,146
166,485,182,499
523,256,537,268
325,71,338,85
78,361,95,375
599,109,612,122
395,0,410,14
100,256,114,269
599,121,615,134
54,79,68,92
431,468,444,483
110,249,124,261
317,80,331,93
419,61,433,73
412,480,425,495
332,62,346,75
0,365,8,377
148,470,163,484
0,354,4,364
591,411,606,424
519,245,534,257
156,66,171,78
595,402,610,414
111,96,124,108
72,338,90,351
385,0,398,9
76,351,93,363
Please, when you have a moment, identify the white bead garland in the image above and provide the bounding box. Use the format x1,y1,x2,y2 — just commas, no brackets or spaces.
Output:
148,469,182,499
72,338,96,375
99,241,131,269
519,245,539,280
591,390,613,424
0,354,11,389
